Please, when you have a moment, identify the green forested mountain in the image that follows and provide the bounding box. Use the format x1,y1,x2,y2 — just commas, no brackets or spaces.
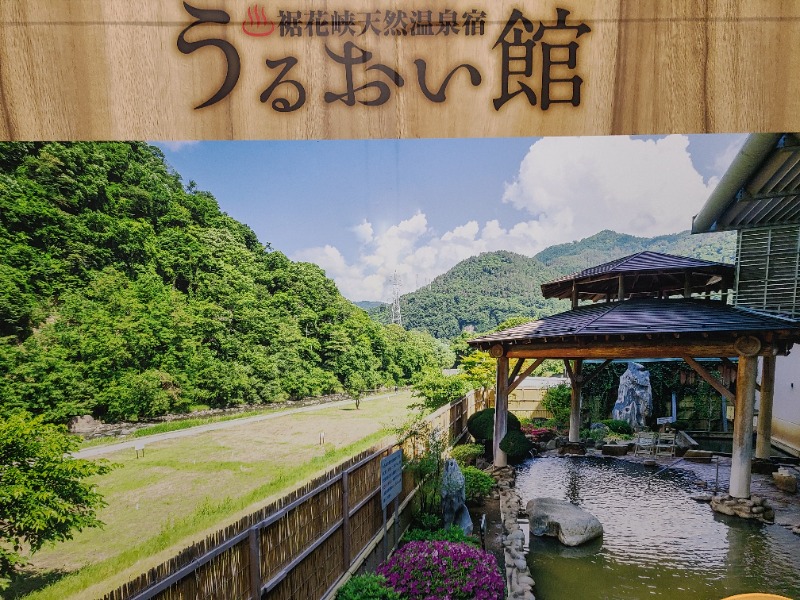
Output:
371,251,569,339
371,229,736,339
0,142,446,423
535,229,736,275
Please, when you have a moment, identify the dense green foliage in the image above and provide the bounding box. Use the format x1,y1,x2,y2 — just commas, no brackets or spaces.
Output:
449,443,484,467
335,574,400,600
370,250,566,338
0,142,445,422
0,412,112,582
401,525,480,547
411,367,468,411
542,383,572,428
400,418,447,515
459,350,495,390
499,429,534,462
599,419,634,435
462,465,494,503
466,408,521,441
369,230,735,340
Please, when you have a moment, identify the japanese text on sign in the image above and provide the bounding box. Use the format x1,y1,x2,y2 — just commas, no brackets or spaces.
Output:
177,3,591,113
380,450,403,509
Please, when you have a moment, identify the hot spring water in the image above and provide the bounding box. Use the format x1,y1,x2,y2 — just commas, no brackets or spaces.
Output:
515,457,800,600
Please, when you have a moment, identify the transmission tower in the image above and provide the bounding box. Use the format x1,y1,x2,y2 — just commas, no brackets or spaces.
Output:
390,272,402,326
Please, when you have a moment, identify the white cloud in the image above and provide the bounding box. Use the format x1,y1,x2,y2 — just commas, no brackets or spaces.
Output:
156,141,200,152
352,219,374,244
502,135,715,240
293,214,559,301
294,135,720,301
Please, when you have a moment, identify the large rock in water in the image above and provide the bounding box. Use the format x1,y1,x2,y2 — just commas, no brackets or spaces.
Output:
526,498,603,546
612,362,653,430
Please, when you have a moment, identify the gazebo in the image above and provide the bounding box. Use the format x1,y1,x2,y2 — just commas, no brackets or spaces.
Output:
468,252,800,499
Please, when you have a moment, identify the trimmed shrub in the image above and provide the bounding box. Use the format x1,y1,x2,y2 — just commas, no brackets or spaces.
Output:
467,408,521,441
499,429,534,462
378,541,504,600
401,525,480,547
336,574,400,600
450,443,485,467
463,465,494,504
600,419,634,435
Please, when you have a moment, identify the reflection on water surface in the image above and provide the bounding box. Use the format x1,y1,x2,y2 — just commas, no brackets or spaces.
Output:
516,457,800,600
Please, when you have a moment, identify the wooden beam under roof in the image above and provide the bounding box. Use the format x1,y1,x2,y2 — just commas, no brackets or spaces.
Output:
683,356,736,402
503,339,778,360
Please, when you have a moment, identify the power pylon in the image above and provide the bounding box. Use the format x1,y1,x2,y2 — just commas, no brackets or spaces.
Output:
390,272,402,326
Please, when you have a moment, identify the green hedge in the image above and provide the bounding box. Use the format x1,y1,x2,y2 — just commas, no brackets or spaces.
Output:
499,429,534,462
450,443,485,467
467,408,521,441
463,466,494,504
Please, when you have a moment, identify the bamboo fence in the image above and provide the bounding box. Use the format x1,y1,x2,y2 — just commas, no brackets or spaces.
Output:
102,390,484,600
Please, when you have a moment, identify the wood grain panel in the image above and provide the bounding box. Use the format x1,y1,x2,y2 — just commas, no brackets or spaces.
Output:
0,0,797,140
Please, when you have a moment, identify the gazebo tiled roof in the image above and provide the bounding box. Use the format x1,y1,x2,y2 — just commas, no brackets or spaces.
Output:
540,251,735,301
471,298,798,344
468,298,800,359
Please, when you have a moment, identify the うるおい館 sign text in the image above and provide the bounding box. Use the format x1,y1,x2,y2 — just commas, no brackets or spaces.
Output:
178,3,591,114
0,0,798,139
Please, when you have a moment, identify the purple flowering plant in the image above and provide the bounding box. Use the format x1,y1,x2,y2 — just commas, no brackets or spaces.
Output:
377,540,504,600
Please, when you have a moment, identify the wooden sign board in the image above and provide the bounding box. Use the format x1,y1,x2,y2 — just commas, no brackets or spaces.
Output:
0,0,798,140
380,450,403,509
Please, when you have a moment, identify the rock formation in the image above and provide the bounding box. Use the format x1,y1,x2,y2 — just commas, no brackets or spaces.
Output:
440,458,473,535
526,497,603,546
612,362,653,430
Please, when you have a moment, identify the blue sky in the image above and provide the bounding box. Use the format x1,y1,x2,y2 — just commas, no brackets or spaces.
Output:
155,134,746,302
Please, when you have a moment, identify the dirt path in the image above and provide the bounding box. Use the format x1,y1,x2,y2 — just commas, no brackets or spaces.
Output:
74,391,400,459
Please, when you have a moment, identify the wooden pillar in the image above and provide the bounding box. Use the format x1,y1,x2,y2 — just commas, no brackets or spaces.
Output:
568,360,583,443
494,356,509,467
730,337,761,499
683,272,691,298
617,275,625,302
755,354,776,460
249,528,261,600
571,281,578,309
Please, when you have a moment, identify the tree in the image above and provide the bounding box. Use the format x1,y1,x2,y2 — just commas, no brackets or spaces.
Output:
542,383,572,428
460,351,495,392
0,412,112,583
411,367,468,411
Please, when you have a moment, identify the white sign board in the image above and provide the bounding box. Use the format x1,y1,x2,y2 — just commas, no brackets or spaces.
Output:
656,416,676,425
380,450,403,509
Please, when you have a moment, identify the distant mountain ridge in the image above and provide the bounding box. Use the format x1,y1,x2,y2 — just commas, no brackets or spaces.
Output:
534,229,736,275
368,229,735,339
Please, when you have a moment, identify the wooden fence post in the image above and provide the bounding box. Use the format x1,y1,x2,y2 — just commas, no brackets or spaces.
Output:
249,528,261,600
342,469,351,573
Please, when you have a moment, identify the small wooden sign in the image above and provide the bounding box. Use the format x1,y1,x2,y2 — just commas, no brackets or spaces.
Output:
656,416,676,425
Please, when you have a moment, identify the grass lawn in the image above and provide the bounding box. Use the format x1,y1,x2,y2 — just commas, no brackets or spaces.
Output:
8,392,417,600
